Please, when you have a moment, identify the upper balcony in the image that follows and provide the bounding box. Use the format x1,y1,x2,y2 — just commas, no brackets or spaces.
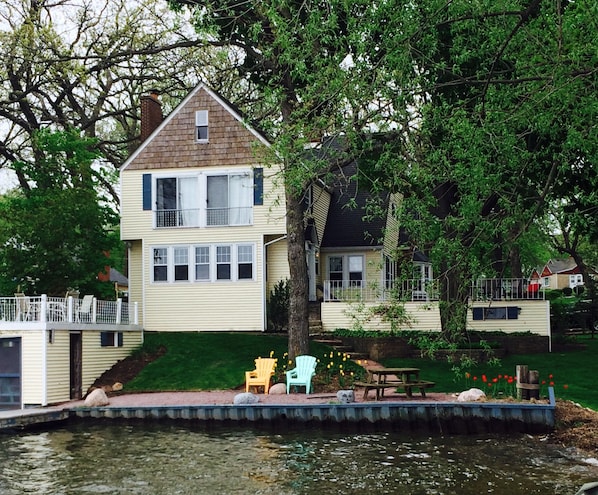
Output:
0,294,139,331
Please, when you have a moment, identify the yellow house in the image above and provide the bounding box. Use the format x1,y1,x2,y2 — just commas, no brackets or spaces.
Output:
120,84,288,332
119,83,550,339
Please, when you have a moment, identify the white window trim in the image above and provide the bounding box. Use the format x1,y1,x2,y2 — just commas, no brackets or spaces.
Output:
195,110,209,143
150,243,256,283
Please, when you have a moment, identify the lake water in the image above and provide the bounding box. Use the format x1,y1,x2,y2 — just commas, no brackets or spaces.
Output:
0,422,596,494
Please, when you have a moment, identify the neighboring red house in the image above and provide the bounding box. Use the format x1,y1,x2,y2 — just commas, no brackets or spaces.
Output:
537,258,594,290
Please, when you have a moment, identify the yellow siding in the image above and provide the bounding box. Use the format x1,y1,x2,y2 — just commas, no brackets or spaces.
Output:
81,331,143,394
467,300,550,336
383,193,402,255
311,183,331,245
321,301,442,332
143,282,264,331
266,237,290,296
128,241,144,326
19,331,44,406
45,330,71,404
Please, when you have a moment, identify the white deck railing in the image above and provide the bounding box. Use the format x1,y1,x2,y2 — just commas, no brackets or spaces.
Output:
0,295,138,326
470,278,544,301
323,279,439,302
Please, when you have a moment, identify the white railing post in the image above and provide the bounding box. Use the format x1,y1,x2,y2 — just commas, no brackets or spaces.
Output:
116,298,122,324
92,298,97,323
67,296,74,322
40,295,47,323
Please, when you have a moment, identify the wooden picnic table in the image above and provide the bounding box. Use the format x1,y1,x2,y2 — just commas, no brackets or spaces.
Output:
354,367,436,400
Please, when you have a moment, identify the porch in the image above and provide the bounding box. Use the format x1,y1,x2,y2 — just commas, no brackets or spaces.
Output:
321,278,544,303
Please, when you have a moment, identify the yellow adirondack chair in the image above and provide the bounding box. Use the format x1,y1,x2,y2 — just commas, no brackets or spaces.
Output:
245,357,277,394
286,355,318,394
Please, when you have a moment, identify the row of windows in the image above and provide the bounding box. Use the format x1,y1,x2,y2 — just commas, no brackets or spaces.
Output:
152,244,255,283
142,168,264,228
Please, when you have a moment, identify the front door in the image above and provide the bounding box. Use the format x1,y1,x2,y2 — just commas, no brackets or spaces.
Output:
0,337,21,410
70,332,82,400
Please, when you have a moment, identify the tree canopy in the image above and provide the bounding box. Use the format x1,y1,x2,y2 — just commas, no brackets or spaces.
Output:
0,129,119,296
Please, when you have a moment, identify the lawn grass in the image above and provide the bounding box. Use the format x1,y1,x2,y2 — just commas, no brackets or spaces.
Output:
382,335,598,410
126,332,363,391
126,332,597,411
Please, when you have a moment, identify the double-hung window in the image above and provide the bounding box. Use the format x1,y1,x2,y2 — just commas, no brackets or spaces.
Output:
196,110,208,142
155,176,199,227
206,173,252,226
153,248,168,282
174,247,189,281
195,246,210,281
237,245,254,279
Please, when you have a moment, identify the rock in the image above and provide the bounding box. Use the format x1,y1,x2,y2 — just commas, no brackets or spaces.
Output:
112,382,123,392
336,390,355,403
233,392,259,405
84,388,110,407
457,388,486,402
269,383,286,395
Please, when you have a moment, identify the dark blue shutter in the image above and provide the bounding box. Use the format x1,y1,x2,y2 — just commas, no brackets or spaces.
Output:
253,168,263,205
117,332,123,347
472,308,484,320
100,332,109,347
142,174,152,210
507,307,519,319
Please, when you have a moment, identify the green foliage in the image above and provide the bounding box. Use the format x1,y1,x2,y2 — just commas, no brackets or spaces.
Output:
0,129,119,296
267,279,290,332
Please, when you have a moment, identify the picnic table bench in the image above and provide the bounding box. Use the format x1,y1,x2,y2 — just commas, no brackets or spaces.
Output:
354,367,436,400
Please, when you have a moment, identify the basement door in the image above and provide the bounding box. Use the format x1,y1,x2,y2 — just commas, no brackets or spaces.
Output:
70,332,82,400
0,337,21,410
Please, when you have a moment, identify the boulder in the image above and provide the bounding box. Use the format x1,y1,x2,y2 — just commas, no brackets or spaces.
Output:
269,383,286,395
84,388,110,407
336,390,355,404
233,392,260,405
457,388,486,402
112,382,123,392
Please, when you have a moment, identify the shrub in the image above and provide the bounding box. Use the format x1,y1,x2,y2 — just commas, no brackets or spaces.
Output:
267,279,290,332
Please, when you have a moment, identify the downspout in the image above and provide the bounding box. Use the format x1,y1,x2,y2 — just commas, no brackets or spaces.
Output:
262,235,288,332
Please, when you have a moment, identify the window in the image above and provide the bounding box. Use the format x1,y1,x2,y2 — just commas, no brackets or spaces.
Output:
328,255,363,286
206,173,252,226
155,176,199,227
472,306,519,320
195,246,210,280
237,245,253,279
101,332,123,347
196,110,208,142
152,244,255,283
174,247,189,281
153,248,168,282
348,255,363,286
216,245,231,280
329,256,343,282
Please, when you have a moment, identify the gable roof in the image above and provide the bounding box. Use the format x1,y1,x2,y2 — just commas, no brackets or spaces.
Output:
541,258,579,276
120,83,271,172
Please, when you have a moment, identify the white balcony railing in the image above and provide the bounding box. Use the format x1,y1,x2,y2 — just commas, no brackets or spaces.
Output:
0,295,138,326
470,278,544,301
155,206,252,228
323,279,439,302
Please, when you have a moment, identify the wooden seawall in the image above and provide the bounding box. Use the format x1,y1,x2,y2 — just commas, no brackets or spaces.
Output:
1,390,556,434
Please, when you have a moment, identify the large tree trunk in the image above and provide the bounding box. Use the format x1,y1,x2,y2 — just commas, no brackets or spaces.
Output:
286,188,309,360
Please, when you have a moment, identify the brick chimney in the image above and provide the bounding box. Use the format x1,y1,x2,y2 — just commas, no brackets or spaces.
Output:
140,89,163,142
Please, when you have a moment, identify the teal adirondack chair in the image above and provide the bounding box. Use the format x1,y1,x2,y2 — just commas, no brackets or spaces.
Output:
286,355,318,394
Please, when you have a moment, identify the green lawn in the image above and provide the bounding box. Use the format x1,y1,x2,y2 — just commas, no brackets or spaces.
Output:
126,332,598,411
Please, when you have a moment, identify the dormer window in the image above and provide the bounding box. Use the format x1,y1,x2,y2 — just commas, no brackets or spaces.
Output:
196,110,209,142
